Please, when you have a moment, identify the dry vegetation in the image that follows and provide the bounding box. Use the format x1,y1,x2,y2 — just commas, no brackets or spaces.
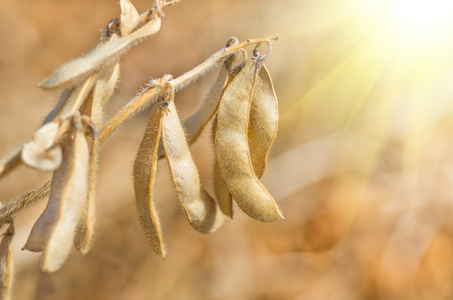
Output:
1,0,453,300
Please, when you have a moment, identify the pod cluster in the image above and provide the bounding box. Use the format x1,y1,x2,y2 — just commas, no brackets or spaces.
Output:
134,49,283,258
0,0,282,286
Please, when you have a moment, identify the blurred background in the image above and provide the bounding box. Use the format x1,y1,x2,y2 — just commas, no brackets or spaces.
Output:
2,0,453,299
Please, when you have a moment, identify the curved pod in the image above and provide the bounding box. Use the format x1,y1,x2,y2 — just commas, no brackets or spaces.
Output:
133,106,166,257
162,98,224,233
214,60,283,222
248,64,279,179
24,119,90,272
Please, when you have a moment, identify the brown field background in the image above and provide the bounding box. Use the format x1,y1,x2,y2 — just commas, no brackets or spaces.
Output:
2,0,453,299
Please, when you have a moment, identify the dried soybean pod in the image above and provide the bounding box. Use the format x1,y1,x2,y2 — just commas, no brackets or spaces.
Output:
74,63,120,254
39,12,161,90
133,106,166,257
23,116,90,272
21,122,62,172
120,0,140,36
73,164,95,255
212,116,233,217
162,97,224,233
73,120,97,254
248,64,278,178
73,136,99,254
0,219,14,300
215,59,283,222
82,62,121,125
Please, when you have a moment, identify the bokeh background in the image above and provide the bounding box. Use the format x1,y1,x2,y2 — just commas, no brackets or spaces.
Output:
2,0,453,299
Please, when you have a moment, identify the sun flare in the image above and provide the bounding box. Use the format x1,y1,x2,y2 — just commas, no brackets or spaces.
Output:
354,0,453,52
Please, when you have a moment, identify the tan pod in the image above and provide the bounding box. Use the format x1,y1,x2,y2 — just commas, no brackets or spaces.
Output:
162,98,224,233
133,106,166,257
214,60,283,222
248,64,279,178
24,118,90,272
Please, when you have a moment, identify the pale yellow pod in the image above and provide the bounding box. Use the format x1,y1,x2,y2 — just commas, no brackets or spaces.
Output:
23,118,89,272
73,133,96,255
73,173,95,255
21,122,62,172
162,98,224,233
39,14,161,90
120,0,140,36
0,220,14,300
89,62,121,125
74,62,120,254
211,116,233,217
248,64,278,179
133,106,166,257
212,65,278,217
215,60,283,222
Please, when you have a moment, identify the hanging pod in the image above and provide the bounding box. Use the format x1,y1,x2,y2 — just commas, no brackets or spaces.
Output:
162,94,224,233
133,104,166,257
247,63,279,179
23,115,91,272
119,0,140,36
73,117,98,255
214,58,283,222
74,59,121,255
213,62,278,218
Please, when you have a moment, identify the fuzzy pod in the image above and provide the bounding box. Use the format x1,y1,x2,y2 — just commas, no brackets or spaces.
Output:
73,133,97,255
133,106,166,257
214,59,283,222
247,64,279,178
162,98,224,233
74,63,121,255
23,118,90,272
120,0,140,36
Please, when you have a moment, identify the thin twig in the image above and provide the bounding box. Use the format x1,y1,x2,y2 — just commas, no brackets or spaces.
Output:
0,181,51,223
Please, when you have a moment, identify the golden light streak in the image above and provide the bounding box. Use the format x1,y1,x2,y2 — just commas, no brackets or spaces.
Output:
353,0,453,53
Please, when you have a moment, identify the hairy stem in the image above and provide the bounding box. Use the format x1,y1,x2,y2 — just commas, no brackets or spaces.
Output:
0,181,51,223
